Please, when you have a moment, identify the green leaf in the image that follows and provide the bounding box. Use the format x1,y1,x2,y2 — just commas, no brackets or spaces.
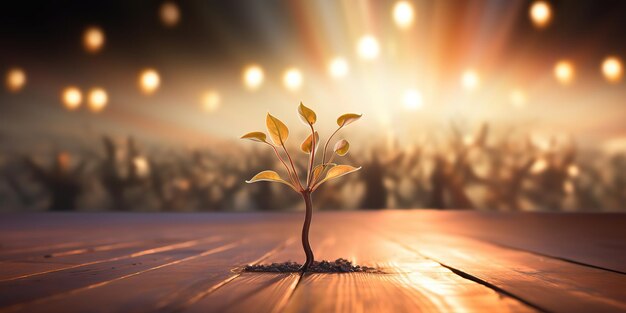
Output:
266,113,289,146
333,139,350,156
300,131,319,153
246,170,297,191
314,165,361,190
337,113,362,127
298,102,317,125
240,131,268,143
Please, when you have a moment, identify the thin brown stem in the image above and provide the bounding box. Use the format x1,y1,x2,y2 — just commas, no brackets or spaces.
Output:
282,145,303,190
307,125,316,187
266,143,298,188
321,126,342,165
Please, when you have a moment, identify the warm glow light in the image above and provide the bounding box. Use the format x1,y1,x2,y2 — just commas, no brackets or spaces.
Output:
283,68,303,91
243,65,264,90
510,88,526,108
554,60,574,85
402,89,423,110
160,2,180,27
139,69,160,94
357,35,380,60
201,90,221,112
602,56,623,83
88,88,108,112
393,1,415,29
6,68,26,93
461,69,480,91
530,1,552,29
62,86,82,110
83,26,105,53
329,57,349,78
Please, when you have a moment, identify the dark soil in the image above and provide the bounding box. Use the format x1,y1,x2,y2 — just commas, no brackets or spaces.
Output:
243,258,382,273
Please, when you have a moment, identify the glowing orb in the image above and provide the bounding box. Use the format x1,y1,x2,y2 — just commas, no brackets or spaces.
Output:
243,65,264,90
554,60,574,85
602,56,623,83
357,35,380,60
510,88,526,108
402,89,423,110
393,1,415,29
88,88,108,112
139,69,160,94
6,68,26,93
201,90,221,112
530,1,552,29
283,68,303,91
329,57,349,78
160,2,180,27
461,69,480,90
62,86,82,110
83,26,105,53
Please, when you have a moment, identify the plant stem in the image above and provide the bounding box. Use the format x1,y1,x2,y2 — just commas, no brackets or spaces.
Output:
321,126,342,165
282,145,303,190
307,125,316,187
299,190,314,272
268,144,299,189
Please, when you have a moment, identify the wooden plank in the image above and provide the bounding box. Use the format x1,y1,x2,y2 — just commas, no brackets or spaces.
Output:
179,228,342,313
0,236,224,307
281,220,534,313
2,234,292,313
378,230,626,313
369,211,626,273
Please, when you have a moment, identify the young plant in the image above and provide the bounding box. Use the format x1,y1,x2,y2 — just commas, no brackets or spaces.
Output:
241,102,362,272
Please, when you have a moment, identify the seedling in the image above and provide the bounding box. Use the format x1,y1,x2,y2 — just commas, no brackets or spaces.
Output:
241,102,362,272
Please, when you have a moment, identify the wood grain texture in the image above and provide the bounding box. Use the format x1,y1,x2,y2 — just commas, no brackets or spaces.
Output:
0,211,623,313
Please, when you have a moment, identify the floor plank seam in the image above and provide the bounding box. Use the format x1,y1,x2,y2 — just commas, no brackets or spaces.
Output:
167,237,297,313
362,223,551,313
462,237,626,276
0,239,241,313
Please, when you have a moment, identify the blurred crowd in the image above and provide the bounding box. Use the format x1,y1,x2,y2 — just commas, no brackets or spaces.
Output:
1,123,625,212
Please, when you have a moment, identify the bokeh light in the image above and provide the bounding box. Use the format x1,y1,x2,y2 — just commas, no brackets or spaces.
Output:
283,68,303,91
329,57,349,78
201,90,221,112
62,86,82,110
510,88,527,108
554,60,575,85
393,1,415,29
88,87,108,112
160,2,181,27
83,26,105,53
243,65,264,90
530,1,552,29
5,68,26,93
139,69,161,94
357,35,380,60
602,56,623,83
402,89,423,110
461,69,480,91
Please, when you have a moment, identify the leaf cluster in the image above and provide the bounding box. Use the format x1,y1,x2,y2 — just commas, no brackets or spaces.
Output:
241,102,362,193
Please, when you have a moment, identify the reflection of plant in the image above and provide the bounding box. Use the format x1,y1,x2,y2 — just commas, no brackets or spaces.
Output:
241,103,362,271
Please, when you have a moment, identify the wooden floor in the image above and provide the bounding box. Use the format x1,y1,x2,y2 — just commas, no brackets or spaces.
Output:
0,211,625,313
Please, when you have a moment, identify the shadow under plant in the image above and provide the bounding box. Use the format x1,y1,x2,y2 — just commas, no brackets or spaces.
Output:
241,102,368,273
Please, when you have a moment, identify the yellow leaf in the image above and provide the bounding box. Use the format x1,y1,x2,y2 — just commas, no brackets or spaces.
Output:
311,163,335,183
266,113,289,146
246,170,297,191
314,165,361,190
300,131,319,153
333,139,350,156
337,113,362,127
298,102,317,125
240,131,268,143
